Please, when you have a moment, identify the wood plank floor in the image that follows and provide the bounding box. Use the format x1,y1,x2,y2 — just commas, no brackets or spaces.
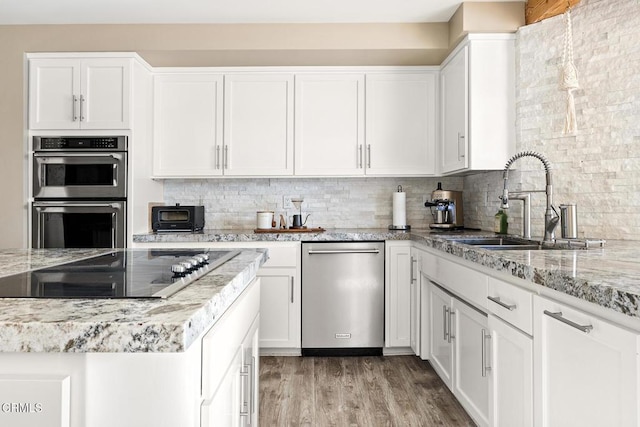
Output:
259,355,476,426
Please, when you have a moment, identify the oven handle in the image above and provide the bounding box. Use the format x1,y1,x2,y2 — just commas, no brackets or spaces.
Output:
307,249,380,255
33,203,121,209
33,153,123,159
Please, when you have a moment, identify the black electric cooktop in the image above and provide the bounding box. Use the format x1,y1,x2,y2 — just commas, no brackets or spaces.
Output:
0,249,240,299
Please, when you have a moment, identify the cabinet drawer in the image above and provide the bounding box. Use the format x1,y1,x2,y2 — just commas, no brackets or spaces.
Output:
261,245,298,268
436,256,488,309
487,278,533,335
418,249,438,278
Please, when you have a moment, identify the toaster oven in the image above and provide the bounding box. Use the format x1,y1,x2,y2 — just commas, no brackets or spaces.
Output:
151,205,205,232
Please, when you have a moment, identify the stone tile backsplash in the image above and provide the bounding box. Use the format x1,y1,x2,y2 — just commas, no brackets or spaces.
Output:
164,177,463,230
464,0,640,240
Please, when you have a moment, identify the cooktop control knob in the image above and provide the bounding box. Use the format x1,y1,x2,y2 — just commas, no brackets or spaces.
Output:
171,264,188,277
193,255,206,266
180,261,195,272
186,258,201,269
198,253,210,263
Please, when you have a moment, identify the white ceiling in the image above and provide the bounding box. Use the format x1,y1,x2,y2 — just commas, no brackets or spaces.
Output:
0,0,521,25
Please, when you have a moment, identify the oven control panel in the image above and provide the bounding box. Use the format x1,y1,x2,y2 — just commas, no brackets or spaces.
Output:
34,136,127,151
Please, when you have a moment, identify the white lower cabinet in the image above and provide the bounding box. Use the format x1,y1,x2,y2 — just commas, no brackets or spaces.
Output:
429,281,489,427
258,270,299,350
256,243,301,352
488,314,533,427
385,241,412,349
534,295,640,427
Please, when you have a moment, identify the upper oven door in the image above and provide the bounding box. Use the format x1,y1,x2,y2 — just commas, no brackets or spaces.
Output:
33,152,127,199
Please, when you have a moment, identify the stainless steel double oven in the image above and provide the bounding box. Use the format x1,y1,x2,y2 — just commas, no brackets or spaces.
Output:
31,136,127,249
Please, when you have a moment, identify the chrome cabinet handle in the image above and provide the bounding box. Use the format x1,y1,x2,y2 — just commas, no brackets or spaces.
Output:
215,146,220,170
487,295,516,311
443,305,449,341
458,133,465,158
223,145,228,169
544,310,593,333
72,95,78,121
290,276,294,304
80,94,85,121
367,144,371,168
448,310,455,342
481,329,492,377
358,144,363,168
410,256,417,283
240,364,250,418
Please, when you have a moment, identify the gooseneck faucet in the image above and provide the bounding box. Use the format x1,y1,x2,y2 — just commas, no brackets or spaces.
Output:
500,151,559,242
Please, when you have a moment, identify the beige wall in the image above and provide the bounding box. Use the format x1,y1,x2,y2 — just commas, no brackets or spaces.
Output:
0,2,523,248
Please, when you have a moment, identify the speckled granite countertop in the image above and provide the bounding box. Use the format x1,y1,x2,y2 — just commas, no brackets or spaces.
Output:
133,228,412,243
410,231,640,320
136,228,640,320
0,248,266,353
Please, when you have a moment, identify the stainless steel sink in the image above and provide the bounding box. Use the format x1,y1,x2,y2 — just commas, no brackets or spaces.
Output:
445,236,558,251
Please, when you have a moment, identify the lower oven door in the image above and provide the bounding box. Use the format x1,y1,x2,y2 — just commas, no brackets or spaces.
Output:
32,201,126,249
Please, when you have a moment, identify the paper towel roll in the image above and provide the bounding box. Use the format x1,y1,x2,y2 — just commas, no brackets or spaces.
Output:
392,191,406,227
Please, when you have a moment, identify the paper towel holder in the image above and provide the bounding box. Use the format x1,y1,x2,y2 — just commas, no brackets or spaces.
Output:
389,185,411,231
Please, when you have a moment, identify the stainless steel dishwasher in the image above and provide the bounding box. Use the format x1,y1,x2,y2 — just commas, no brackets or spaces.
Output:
301,241,385,356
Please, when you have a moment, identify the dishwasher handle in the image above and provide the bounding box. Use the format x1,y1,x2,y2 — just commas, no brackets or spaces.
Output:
307,249,381,255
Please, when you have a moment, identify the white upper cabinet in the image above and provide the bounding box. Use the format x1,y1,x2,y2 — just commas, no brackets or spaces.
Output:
294,74,365,176
366,73,437,176
29,58,131,130
439,34,516,174
224,74,294,176
153,74,224,177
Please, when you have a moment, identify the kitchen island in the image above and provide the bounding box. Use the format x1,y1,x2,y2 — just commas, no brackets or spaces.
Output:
0,247,267,427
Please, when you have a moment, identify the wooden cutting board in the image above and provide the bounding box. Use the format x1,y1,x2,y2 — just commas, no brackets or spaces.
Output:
254,227,325,233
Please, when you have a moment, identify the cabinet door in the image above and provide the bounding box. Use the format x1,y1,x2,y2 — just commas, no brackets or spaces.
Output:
453,298,489,427
81,59,131,129
153,74,223,177
258,272,300,349
201,346,242,427
488,314,533,427
429,283,454,388
534,296,639,427
386,242,411,348
440,46,468,174
224,74,294,176
294,74,365,176
29,59,81,129
365,73,436,176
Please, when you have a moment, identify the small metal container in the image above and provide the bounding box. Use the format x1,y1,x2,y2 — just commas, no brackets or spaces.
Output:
559,204,578,239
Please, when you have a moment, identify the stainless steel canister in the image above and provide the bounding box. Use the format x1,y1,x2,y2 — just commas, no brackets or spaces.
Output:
559,204,578,239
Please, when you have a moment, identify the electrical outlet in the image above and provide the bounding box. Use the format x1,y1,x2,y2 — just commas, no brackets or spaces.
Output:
283,196,293,209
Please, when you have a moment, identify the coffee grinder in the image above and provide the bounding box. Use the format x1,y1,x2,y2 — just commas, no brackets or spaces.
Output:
424,182,464,229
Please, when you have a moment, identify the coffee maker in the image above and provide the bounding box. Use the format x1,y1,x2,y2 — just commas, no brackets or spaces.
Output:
425,182,464,229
